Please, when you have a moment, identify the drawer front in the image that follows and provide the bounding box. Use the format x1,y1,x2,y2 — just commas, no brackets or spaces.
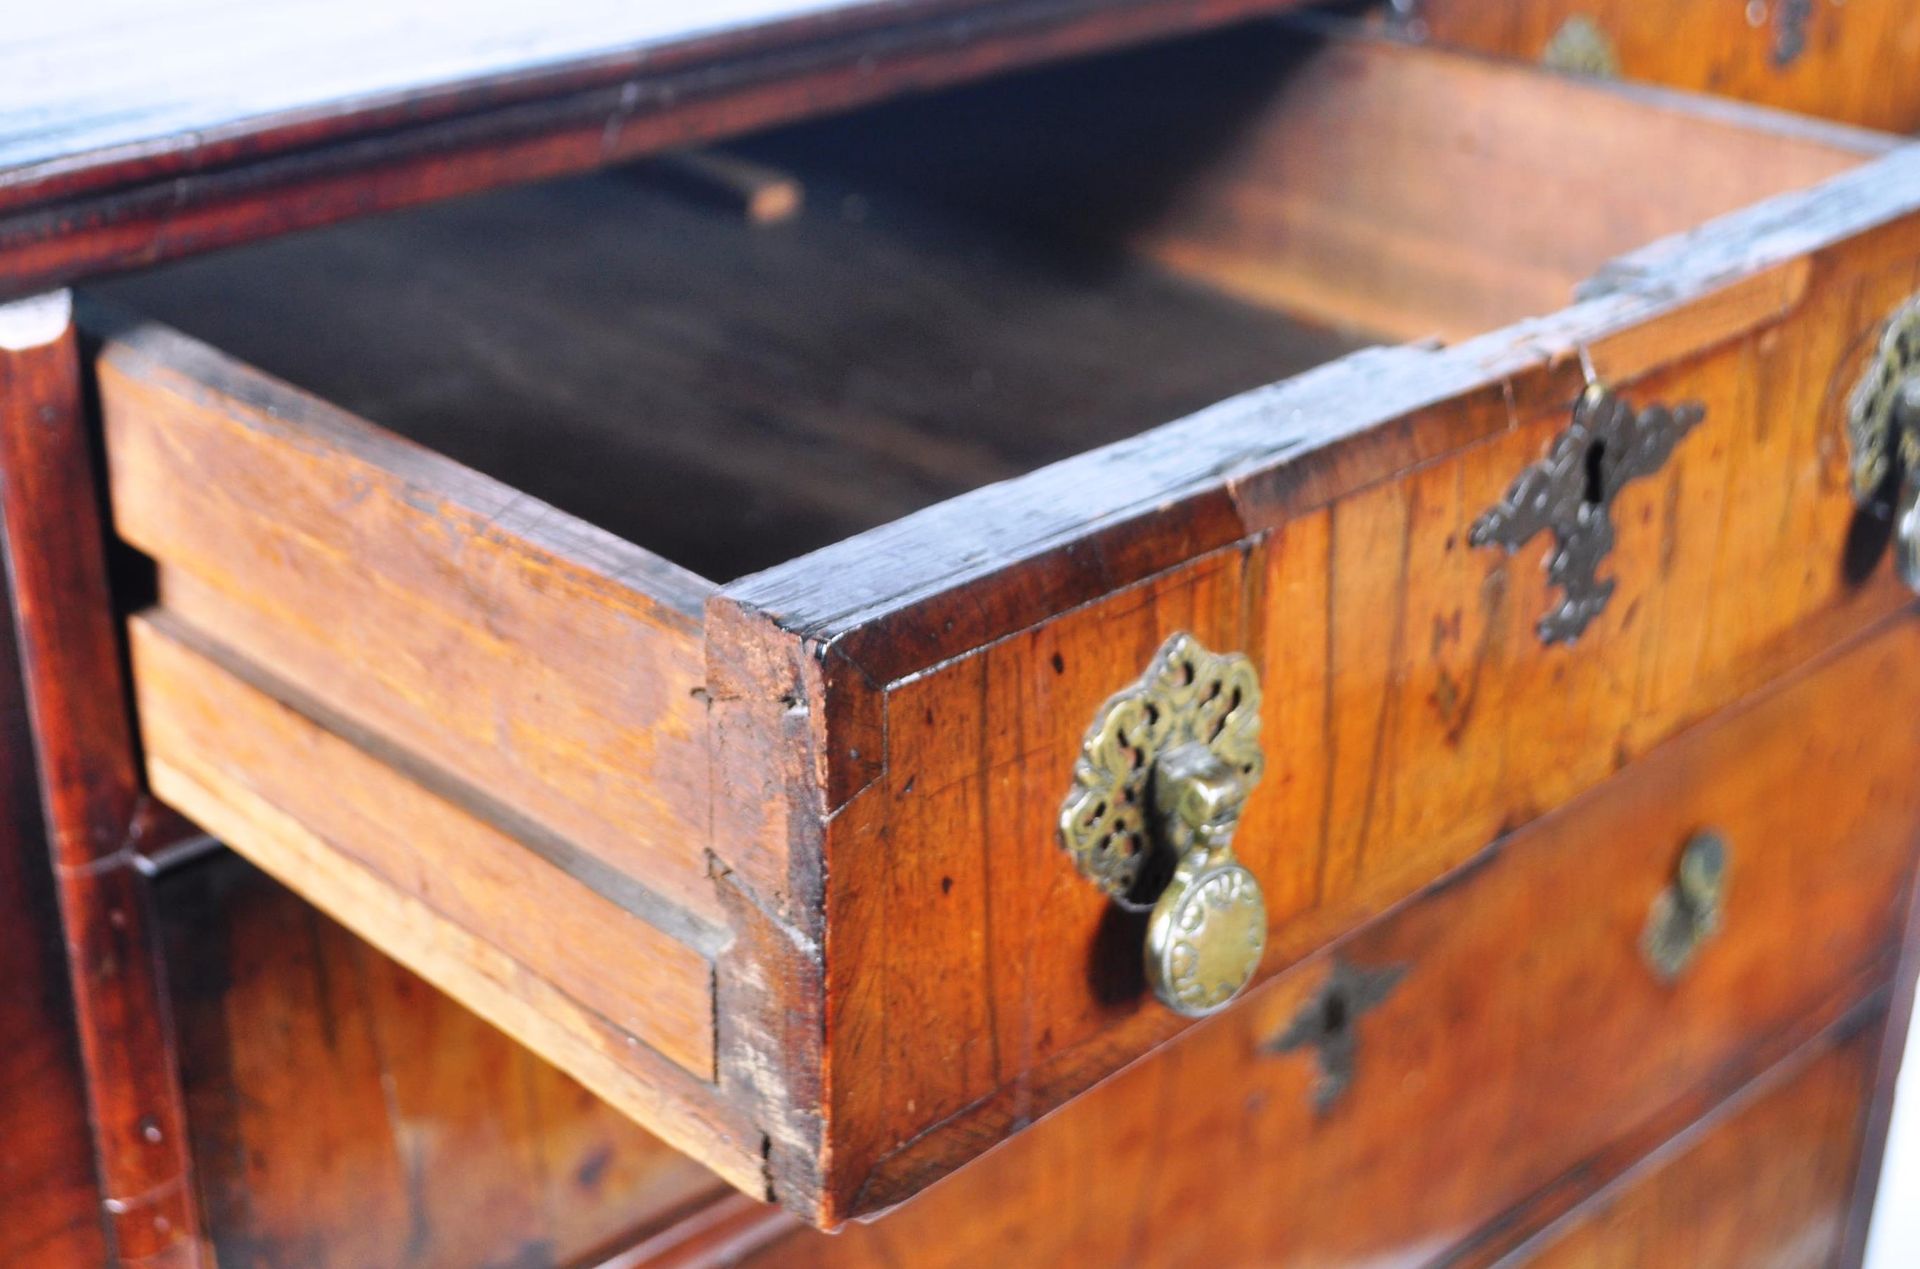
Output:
729,154,1920,1215
1517,1021,1882,1269
729,618,1920,1267
1396,2,1920,134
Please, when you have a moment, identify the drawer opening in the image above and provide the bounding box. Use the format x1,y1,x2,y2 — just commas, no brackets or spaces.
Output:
87,20,1879,585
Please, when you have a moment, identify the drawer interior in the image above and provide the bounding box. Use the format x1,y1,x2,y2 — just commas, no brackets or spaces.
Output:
88,22,1879,582
92,161,1357,583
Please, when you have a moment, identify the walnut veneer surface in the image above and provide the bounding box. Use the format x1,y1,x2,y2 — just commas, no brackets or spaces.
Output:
2,3,1919,1266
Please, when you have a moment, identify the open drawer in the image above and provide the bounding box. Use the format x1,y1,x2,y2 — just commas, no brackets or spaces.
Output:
85,20,1918,1225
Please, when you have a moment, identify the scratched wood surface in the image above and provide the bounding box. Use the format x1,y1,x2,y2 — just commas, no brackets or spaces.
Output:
705,619,1919,1265
725,147,1920,1218
1396,1,1920,133
156,854,728,1269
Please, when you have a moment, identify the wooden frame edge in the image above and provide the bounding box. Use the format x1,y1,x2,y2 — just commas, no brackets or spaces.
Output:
0,290,203,1265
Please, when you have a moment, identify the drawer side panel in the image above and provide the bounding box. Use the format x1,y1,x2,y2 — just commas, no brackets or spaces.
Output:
94,318,724,925
126,612,764,1190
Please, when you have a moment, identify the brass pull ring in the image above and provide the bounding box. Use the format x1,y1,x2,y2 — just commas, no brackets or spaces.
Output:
1643,831,1729,981
1059,632,1265,1017
1845,299,1920,592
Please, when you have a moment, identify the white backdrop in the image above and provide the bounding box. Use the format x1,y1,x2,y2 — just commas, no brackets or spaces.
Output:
1867,1007,1920,1266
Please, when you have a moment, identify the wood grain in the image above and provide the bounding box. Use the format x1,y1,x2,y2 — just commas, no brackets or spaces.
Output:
124,612,769,1195
1399,1,1920,133
127,611,717,1081
716,616,1920,1264
93,316,725,927
158,855,728,1269
761,21,1889,341
135,728,768,1200
0,292,203,1264
0,411,107,1265
1125,30,1884,341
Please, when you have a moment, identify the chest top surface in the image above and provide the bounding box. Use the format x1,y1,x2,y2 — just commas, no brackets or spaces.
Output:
0,0,1308,301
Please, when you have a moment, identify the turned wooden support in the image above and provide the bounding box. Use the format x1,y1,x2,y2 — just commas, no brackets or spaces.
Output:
0,292,203,1266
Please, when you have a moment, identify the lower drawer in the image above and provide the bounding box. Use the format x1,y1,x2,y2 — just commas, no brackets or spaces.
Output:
714,618,1920,1267
157,860,727,1268
1518,1019,1883,1268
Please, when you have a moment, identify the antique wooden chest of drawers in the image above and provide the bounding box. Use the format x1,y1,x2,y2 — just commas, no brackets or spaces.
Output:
5,1,1920,1265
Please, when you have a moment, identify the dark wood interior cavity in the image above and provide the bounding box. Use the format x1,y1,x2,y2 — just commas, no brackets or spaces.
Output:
91,161,1358,582
82,26,1394,583
89,21,1883,582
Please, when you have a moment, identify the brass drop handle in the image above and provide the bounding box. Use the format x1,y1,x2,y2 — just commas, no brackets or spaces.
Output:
1888,380,1920,591
1642,831,1729,981
1845,297,1920,592
1059,632,1266,1017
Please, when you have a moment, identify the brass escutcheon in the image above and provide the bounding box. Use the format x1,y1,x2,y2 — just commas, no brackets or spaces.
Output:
1470,384,1705,645
1263,958,1407,1112
1059,632,1265,1017
1643,831,1729,981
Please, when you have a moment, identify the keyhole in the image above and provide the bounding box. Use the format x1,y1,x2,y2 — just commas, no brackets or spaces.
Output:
1583,438,1608,506
1322,990,1349,1037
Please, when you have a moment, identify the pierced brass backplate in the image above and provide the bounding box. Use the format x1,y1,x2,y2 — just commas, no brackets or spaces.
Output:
1541,15,1619,78
1471,384,1705,645
1845,295,1920,507
1643,832,1729,981
1845,296,1920,591
1060,632,1266,1017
